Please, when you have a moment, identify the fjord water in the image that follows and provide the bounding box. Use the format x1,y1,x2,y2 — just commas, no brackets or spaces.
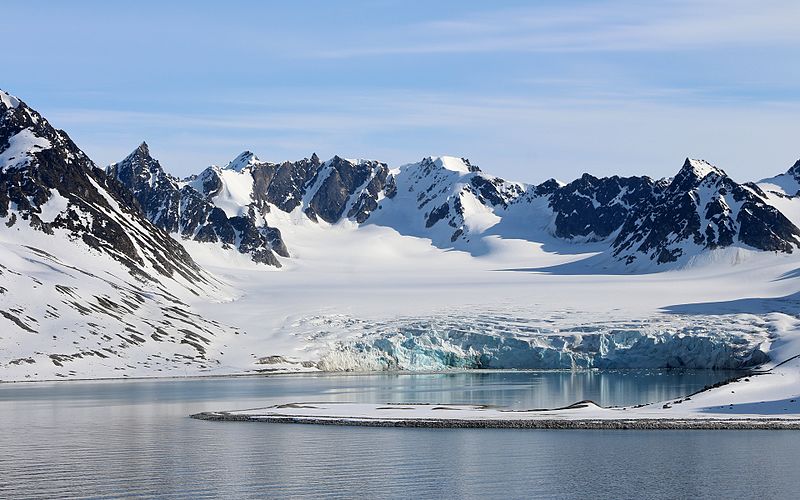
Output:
1,371,799,499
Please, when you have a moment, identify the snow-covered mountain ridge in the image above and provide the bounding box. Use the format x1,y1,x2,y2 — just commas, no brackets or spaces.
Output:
110,138,800,271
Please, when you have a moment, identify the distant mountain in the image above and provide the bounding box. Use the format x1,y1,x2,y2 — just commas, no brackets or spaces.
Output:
759,159,800,197
109,142,800,270
112,147,397,265
107,143,286,267
3,86,797,274
613,159,800,266
539,173,660,241
365,156,524,248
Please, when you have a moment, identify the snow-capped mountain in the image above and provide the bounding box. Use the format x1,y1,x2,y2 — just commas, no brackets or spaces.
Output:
107,144,287,266
613,159,800,266
760,159,800,197
112,148,397,264
110,141,800,270
757,159,800,233
363,156,524,250
0,90,238,379
537,173,660,241
0,92,209,284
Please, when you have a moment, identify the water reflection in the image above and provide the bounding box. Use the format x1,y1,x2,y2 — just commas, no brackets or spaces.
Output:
2,370,794,499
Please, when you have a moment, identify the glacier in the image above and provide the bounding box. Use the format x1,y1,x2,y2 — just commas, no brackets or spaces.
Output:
303,311,773,372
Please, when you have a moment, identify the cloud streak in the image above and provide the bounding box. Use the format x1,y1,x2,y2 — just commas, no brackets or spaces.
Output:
314,0,800,57
46,88,800,183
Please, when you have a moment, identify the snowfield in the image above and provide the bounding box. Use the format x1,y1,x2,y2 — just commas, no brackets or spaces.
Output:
178,221,800,375
0,223,240,381
179,220,800,423
5,211,800,384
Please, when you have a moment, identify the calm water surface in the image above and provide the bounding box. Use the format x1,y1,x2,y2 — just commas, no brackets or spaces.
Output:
1,370,799,499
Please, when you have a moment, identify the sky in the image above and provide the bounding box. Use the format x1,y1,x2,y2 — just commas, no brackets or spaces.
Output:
4,0,800,182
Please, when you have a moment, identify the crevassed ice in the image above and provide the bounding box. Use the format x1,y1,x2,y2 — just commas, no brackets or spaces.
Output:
304,311,771,371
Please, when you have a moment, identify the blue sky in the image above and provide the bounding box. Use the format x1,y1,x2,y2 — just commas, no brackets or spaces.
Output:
5,0,800,181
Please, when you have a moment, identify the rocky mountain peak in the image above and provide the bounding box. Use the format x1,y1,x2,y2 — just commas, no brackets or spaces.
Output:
787,158,800,179
111,144,286,267
135,141,150,156
225,150,260,172
123,141,158,166
612,158,800,266
0,91,212,288
0,89,21,110
13,83,797,274
108,141,176,194
676,158,725,182
665,158,728,196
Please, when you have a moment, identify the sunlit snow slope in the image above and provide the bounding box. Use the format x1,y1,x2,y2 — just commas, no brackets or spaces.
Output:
0,90,240,380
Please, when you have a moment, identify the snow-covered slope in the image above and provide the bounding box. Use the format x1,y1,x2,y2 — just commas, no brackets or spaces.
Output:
365,156,524,250
188,230,800,376
758,159,800,231
760,159,800,197
0,89,240,380
0,92,216,289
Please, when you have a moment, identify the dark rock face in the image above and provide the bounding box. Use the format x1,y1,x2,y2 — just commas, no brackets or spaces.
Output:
192,167,224,200
546,174,657,240
612,159,800,265
105,142,183,232
426,203,450,228
737,201,800,253
108,146,284,267
248,153,394,225
347,163,391,223
788,159,800,183
111,148,395,263
536,179,560,197
0,91,206,284
228,214,281,265
470,175,515,208
306,156,391,224
250,154,321,213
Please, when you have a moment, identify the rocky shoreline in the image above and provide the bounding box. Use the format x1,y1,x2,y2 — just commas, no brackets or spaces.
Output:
190,411,800,430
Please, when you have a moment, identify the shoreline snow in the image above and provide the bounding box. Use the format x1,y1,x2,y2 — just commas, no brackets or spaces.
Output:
191,412,800,430
190,356,800,429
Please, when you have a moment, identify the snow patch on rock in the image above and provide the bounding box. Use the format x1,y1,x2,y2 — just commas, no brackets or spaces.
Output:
0,129,51,170
0,90,20,110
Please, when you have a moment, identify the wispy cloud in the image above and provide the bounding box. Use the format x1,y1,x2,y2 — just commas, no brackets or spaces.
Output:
46,88,800,183
314,0,800,57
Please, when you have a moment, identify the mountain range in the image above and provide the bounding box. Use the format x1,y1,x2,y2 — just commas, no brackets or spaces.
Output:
3,88,800,379
6,87,800,274
106,127,800,271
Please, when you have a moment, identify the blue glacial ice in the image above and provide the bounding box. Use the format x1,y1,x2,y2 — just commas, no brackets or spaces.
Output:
309,312,772,371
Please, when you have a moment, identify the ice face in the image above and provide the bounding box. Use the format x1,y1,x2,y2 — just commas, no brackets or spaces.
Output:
309,312,771,371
